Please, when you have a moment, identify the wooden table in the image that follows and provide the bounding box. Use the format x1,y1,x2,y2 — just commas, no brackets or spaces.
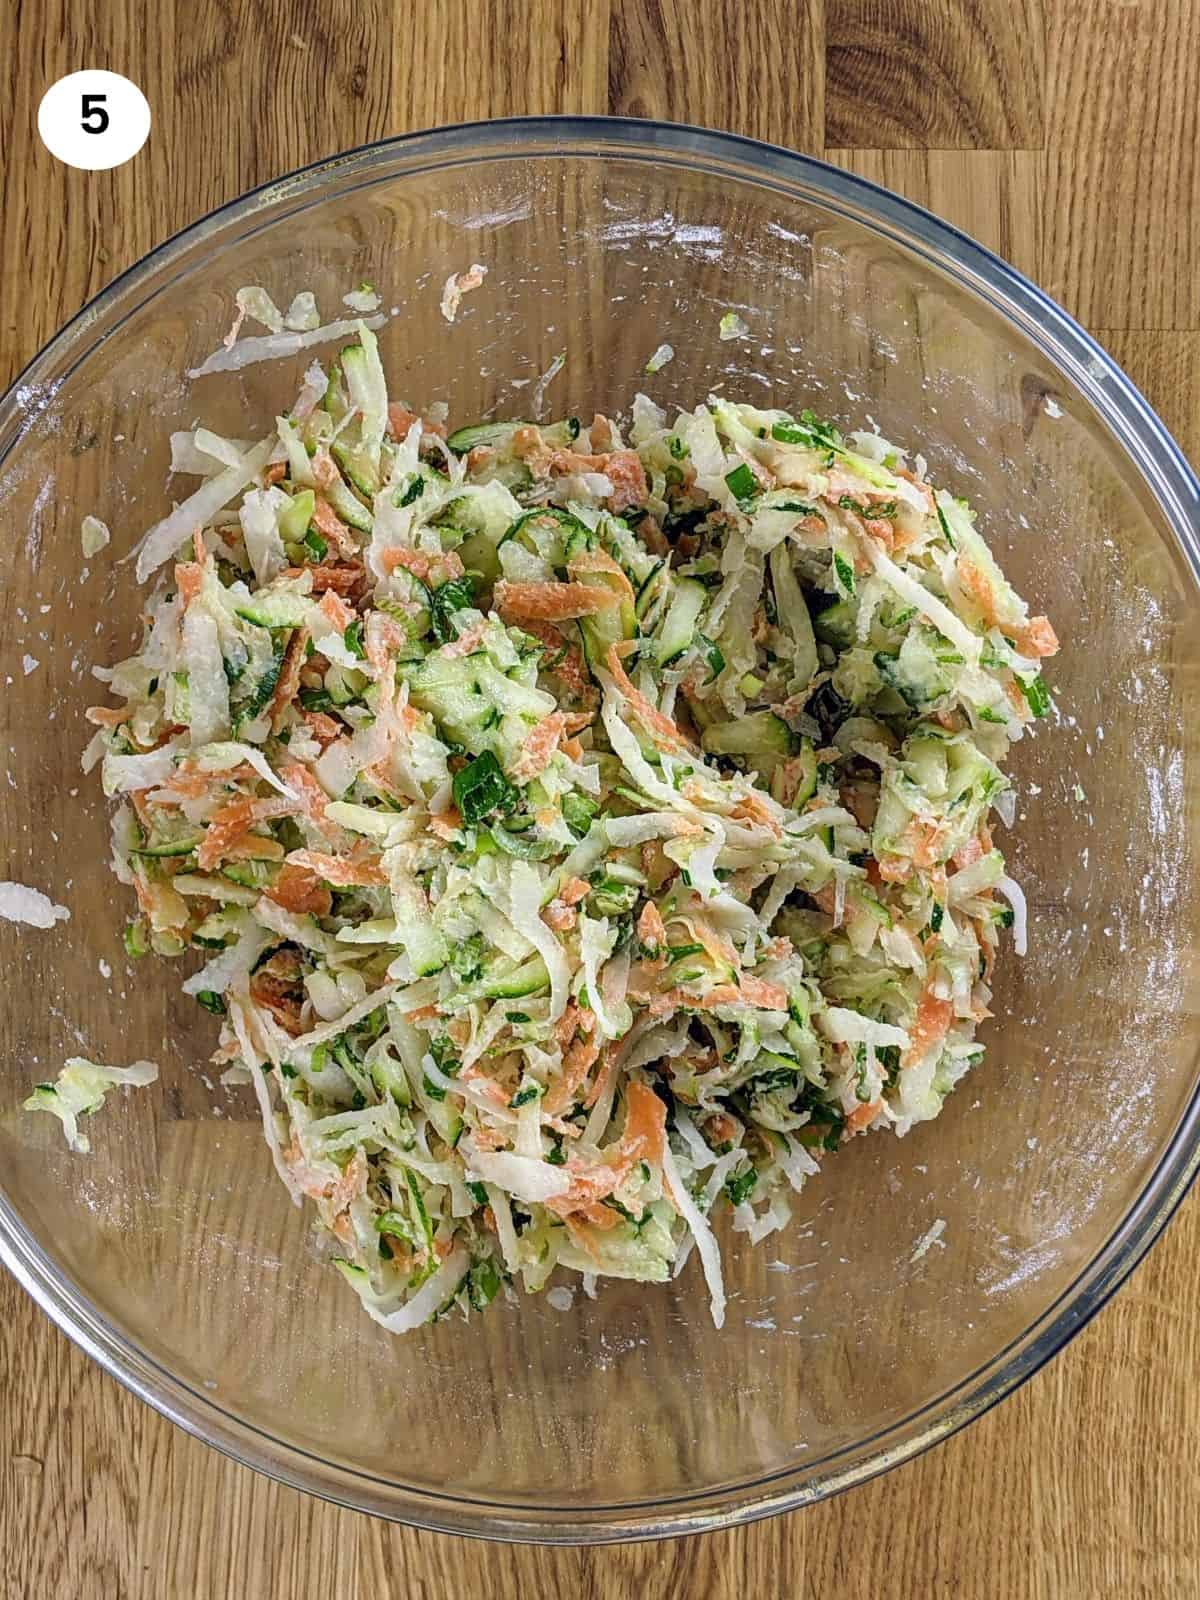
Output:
3,3,1198,1594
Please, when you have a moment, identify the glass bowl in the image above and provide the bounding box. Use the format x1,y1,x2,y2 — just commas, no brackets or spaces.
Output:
1,118,1198,1545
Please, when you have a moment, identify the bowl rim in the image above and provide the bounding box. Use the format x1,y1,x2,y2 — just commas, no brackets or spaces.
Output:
3,113,1199,1544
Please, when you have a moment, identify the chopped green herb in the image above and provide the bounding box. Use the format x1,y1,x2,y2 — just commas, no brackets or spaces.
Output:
772,421,812,445
452,750,518,825
796,1102,845,1152
562,792,599,838
724,1164,758,1206
468,1255,503,1310
838,494,896,519
776,499,819,515
1020,674,1051,718
430,575,477,644
771,411,841,458
724,462,758,504
430,1036,461,1076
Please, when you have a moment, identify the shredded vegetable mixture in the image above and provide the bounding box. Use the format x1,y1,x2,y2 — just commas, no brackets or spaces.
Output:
80,327,1057,1332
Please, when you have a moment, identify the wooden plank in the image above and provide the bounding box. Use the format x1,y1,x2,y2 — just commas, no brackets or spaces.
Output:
0,1275,145,1600
1095,331,1200,468
0,0,177,375
391,0,611,125
1042,0,1200,330
825,149,1043,277
609,0,824,151
136,1426,361,1600
1031,1186,1200,1598
167,2,396,214
826,0,1044,150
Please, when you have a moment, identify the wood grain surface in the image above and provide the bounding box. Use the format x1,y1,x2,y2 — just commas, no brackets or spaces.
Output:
2,2,1199,1595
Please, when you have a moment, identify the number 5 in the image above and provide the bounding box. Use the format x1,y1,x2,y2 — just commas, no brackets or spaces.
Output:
81,93,109,135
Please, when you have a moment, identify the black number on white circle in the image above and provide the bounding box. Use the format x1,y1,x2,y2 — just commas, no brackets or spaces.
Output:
80,94,109,135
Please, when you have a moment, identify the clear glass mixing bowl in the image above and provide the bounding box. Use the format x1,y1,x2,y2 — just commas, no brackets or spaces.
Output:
1,118,1198,1544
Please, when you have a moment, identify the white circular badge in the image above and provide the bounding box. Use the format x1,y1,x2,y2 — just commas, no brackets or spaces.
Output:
37,71,151,171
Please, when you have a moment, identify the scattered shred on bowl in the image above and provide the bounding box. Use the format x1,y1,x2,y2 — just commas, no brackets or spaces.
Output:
343,282,382,314
284,290,321,331
0,883,70,929
187,313,388,380
439,263,487,323
911,1219,947,1262
22,1057,158,1154
530,350,566,416
81,515,110,557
